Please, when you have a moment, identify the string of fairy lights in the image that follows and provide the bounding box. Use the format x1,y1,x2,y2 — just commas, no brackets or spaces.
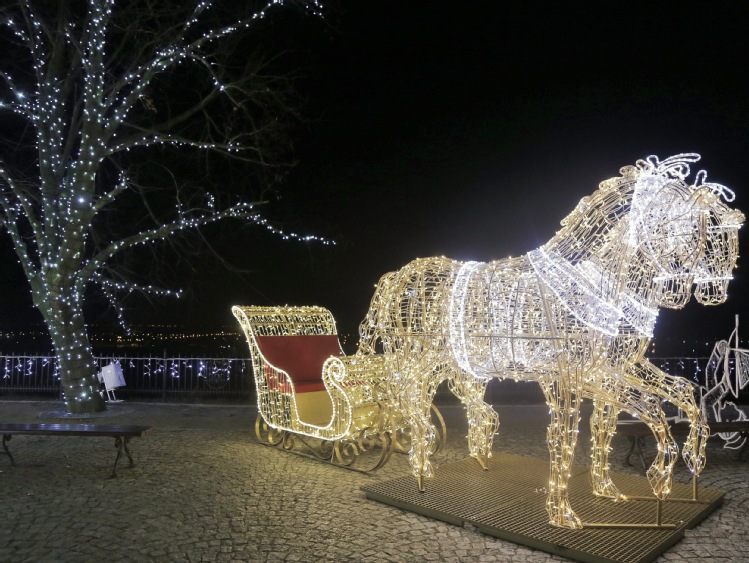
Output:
0,354,250,395
0,0,327,412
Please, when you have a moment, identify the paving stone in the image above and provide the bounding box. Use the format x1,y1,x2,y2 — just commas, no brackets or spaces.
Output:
0,400,748,561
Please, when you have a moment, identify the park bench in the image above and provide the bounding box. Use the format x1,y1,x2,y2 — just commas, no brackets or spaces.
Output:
617,419,749,468
0,422,154,478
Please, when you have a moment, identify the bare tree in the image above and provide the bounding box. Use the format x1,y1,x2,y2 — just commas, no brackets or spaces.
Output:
0,0,326,413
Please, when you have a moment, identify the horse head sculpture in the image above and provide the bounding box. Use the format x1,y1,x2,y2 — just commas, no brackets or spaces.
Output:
627,154,744,309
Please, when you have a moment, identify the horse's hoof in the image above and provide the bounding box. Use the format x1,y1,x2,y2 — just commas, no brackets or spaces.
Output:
550,517,584,529
474,455,489,470
646,467,673,499
592,479,627,501
548,502,584,529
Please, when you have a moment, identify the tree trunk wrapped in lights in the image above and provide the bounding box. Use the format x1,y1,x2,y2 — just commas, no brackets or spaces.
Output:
0,1,327,413
358,154,743,528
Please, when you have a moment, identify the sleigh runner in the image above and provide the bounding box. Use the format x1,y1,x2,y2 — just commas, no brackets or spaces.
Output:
232,305,445,471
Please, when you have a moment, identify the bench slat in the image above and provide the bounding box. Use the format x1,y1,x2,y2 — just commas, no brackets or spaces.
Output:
1,423,154,477
0,423,153,437
616,420,749,436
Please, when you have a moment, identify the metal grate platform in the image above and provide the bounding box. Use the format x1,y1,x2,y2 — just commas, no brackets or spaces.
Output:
362,454,724,563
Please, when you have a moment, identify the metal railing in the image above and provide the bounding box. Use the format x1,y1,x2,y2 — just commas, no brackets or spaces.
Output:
0,353,716,403
0,353,253,401
648,357,710,386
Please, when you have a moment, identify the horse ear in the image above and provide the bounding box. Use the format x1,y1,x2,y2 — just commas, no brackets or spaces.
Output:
618,164,638,178
560,196,590,227
691,185,717,202
687,187,744,230
694,169,736,202
684,186,722,220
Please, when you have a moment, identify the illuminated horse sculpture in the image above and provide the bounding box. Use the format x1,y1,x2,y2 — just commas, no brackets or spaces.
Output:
587,190,742,504
358,154,743,528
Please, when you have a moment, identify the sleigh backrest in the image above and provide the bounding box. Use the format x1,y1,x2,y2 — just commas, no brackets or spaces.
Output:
232,305,343,394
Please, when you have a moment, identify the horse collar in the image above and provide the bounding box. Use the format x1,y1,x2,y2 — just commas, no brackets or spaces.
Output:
527,248,623,337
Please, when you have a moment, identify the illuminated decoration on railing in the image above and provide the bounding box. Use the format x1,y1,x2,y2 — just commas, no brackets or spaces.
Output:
698,316,749,450
0,353,249,395
358,154,743,528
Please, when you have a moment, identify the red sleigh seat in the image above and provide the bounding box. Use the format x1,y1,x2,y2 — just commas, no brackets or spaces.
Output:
255,335,342,394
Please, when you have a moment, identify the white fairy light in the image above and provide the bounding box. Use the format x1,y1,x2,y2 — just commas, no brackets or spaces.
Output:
358,154,743,528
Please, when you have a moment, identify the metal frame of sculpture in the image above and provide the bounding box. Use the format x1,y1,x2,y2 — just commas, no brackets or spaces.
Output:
357,154,743,528
700,315,749,450
232,305,445,472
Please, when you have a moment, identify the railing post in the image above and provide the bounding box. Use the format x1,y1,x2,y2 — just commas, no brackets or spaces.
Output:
161,348,168,402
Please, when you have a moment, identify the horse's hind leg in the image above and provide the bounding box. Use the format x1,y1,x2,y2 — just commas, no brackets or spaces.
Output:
448,371,499,469
401,375,439,491
589,398,625,500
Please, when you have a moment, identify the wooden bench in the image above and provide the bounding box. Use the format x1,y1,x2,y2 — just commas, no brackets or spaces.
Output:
0,423,154,477
617,419,749,468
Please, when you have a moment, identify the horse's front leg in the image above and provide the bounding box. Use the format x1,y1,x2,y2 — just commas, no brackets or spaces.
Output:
540,374,584,529
447,370,499,469
619,389,679,499
627,361,709,478
589,397,625,500
586,371,679,501
640,397,679,499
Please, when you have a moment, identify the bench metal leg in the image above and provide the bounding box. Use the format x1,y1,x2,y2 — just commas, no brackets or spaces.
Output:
111,436,134,478
2,434,15,465
738,433,749,461
624,436,647,469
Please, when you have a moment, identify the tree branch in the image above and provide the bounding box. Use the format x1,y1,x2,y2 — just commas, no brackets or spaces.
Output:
76,201,261,292
0,190,38,283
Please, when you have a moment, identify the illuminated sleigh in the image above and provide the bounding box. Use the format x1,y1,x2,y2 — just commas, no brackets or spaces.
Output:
232,305,444,471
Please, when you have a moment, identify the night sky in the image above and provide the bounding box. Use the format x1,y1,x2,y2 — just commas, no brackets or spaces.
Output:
2,1,749,356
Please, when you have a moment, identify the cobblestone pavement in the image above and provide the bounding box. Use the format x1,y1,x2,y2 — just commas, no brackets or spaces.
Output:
1,398,748,562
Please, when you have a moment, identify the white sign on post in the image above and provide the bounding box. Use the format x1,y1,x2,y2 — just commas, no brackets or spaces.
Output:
98,362,126,402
